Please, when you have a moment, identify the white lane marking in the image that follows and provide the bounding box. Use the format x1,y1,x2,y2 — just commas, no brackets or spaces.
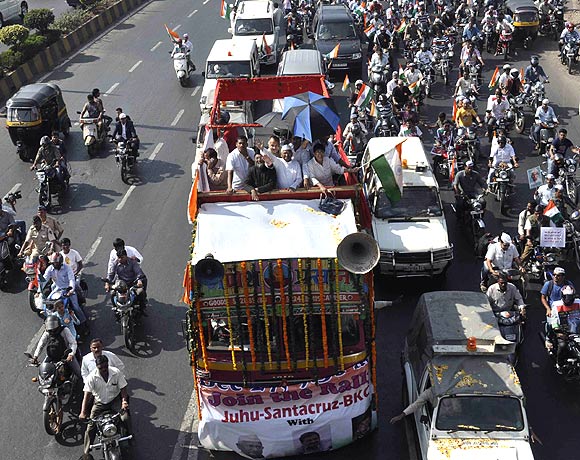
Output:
103,82,119,96
171,109,185,126
84,236,102,264
116,185,136,211
191,87,200,98
188,9,198,17
128,60,143,73
150,41,163,52
27,326,46,355
203,0,211,4
169,390,199,460
6,183,22,195
173,24,182,31
148,142,164,161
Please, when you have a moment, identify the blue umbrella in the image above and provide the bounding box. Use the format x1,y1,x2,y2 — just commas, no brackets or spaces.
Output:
281,92,340,142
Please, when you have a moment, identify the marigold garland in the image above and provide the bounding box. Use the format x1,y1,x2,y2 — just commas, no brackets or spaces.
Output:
334,258,345,370
240,262,256,367
258,260,273,366
317,259,329,368
223,273,237,370
195,283,209,371
277,259,292,370
298,259,309,370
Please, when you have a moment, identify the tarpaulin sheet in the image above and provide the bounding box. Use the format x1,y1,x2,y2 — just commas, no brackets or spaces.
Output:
214,75,328,102
191,199,357,264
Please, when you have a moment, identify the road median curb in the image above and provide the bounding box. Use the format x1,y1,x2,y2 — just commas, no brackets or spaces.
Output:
0,0,149,102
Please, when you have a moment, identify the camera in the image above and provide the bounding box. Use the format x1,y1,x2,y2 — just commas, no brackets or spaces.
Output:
4,190,22,204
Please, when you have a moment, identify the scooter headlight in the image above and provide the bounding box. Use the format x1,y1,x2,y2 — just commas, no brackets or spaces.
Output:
102,422,118,437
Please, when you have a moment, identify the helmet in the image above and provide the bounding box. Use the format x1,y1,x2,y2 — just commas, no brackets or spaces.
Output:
113,279,129,293
119,112,127,120
510,68,519,77
554,153,564,163
530,55,539,66
51,253,63,267
562,285,576,306
420,42,427,50
45,315,60,334
502,64,511,71
373,12,379,18
40,135,51,146
567,22,575,29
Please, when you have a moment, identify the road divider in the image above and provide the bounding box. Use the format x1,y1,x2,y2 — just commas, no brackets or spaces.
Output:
0,0,153,103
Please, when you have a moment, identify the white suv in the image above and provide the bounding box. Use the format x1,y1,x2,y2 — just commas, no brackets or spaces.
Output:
0,0,28,27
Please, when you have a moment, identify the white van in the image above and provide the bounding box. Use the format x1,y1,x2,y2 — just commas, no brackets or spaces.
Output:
0,0,28,27
228,0,283,65
362,137,453,278
200,38,260,116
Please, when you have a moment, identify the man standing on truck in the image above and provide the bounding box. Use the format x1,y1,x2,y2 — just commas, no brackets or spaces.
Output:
226,136,256,192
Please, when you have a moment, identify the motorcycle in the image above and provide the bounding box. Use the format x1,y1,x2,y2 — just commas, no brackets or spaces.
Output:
404,39,420,62
537,121,557,156
541,325,580,381
106,279,145,352
343,132,367,167
489,162,514,214
556,157,579,204
564,213,580,270
417,62,435,98
525,245,557,282
561,37,580,74
528,80,547,110
85,411,132,459
498,30,513,60
34,164,68,210
508,94,526,134
24,350,78,436
375,112,399,137
113,138,138,184
433,48,454,85
457,126,480,163
171,50,192,87
78,114,107,157
0,191,23,288
452,192,487,254
369,63,388,95
465,61,482,88
431,143,454,181
481,20,497,53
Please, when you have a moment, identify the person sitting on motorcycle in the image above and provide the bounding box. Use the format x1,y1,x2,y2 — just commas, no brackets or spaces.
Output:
91,88,112,131
541,266,574,313
349,80,364,109
459,39,484,77
343,113,368,146
495,12,515,55
400,101,419,126
398,119,422,139
106,249,148,309
18,215,56,257
482,233,523,290
524,55,549,92
462,16,481,41
32,315,81,378
430,17,445,37
506,68,524,97
553,184,576,220
386,71,399,98
550,128,579,162
520,204,550,264
432,119,454,170
559,22,580,56
30,136,68,185
453,160,488,219
518,201,536,244
539,0,555,27
547,285,580,373
368,0,384,16
79,94,101,121
368,44,390,79
454,72,478,98
374,93,399,135
497,64,512,92
441,5,455,28
50,298,80,338
404,62,422,86
535,173,556,205
391,79,412,110
369,11,384,31
50,131,67,159
455,0,471,23
112,113,140,156
403,17,422,44
455,99,483,134
374,25,391,50
415,42,435,68
486,273,526,340
548,153,566,177
487,135,518,184
107,237,143,278
532,98,558,150
482,5,498,22
486,88,510,142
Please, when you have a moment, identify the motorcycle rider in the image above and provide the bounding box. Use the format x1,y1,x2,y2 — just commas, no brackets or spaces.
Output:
432,119,454,171
374,93,399,135
541,266,574,312
79,94,101,121
403,17,423,45
106,249,148,309
51,131,67,158
532,98,558,150
415,42,435,67
455,0,471,23
455,99,483,134
453,160,488,219
547,285,580,373
506,68,524,97
107,237,143,278
482,233,522,290
32,315,81,378
80,354,131,454
18,215,57,257
385,71,399,98
440,5,455,28
486,273,526,340
374,25,391,50
549,128,580,162
462,16,481,42
391,79,412,111
497,64,512,92
343,114,367,162
534,173,556,206
553,184,576,219
81,338,125,383
539,0,555,27
518,201,536,245
487,135,518,184
520,204,550,264
404,62,422,86
112,112,140,156
559,22,580,57
91,89,112,130
495,12,515,55
459,39,484,77
349,80,364,111
30,136,67,184
368,44,390,86
524,56,549,95
343,112,368,140
486,88,510,142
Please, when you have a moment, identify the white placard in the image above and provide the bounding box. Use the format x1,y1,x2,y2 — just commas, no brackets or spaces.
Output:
540,226,566,248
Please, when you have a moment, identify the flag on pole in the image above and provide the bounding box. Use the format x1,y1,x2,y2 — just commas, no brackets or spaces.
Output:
369,100,377,117
187,173,199,224
326,43,340,59
544,200,564,225
452,98,457,122
399,63,408,84
262,33,272,55
488,66,499,89
408,79,421,96
449,157,456,184
164,24,180,41
342,74,350,92
220,0,232,20
520,67,525,84
370,140,406,202
354,83,374,108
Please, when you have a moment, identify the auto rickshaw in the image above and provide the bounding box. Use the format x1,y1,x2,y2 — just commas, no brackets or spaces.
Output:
4,83,71,162
505,0,540,50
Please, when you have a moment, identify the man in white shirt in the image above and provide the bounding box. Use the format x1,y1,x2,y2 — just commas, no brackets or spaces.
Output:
386,71,399,98
518,201,536,241
487,135,518,183
213,132,230,164
531,98,558,148
107,237,143,279
535,174,556,206
263,144,303,190
226,136,256,192
304,144,357,193
80,355,131,454
481,233,522,290
60,237,83,275
81,338,125,382
486,88,510,142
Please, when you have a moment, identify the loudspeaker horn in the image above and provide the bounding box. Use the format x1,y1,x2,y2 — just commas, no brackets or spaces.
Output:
337,232,380,274
195,254,225,285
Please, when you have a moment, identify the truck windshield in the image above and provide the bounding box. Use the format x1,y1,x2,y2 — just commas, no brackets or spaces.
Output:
374,186,442,219
206,61,252,79
235,18,274,35
317,21,357,40
435,396,525,432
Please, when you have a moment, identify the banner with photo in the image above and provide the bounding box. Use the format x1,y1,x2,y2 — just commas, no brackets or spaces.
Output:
197,360,376,458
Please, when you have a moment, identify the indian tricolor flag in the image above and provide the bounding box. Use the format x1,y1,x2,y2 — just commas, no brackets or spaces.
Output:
396,19,407,33
354,83,374,108
326,43,340,59
364,23,376,37
342,74,350,92
544,200,563,225
452,98,457,122
488,66,499,89
370,139,406,202
220,0,232,19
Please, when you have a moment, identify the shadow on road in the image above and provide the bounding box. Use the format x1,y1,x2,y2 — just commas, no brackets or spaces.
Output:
65,182,123,212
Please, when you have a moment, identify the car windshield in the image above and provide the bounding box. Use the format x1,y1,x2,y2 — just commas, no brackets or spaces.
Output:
374,186,442,219
435,396,525,432
206,61,252,79
317,21,357,40
7,107,39,122
235,18,274,35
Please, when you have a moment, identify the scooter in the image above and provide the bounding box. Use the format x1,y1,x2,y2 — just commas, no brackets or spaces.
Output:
78,113,107,157
171,50,192,87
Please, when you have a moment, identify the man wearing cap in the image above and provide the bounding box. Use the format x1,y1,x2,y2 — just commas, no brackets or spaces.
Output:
262,144,302,191
236,434,265,458
531,99,558,150
487,135,518,184
112,112,139,155
481,233,522,290
486,273,525,332
453,161,488,219
541,267,575,312
534,174,556,206
521,205,550,264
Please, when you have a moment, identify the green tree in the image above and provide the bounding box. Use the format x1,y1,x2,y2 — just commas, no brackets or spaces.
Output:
0,25,29,50
24,9,55,34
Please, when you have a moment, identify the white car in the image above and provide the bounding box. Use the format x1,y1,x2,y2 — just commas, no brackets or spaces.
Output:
0,0,28,27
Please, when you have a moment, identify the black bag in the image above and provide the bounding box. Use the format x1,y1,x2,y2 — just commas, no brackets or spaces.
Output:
46,329,66,361
319,192,346,216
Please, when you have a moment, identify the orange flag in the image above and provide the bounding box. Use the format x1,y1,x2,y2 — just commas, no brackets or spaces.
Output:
164,24,180,41
188,173,199,224
488,66,499,89
520,68,525,84
452,99,457,121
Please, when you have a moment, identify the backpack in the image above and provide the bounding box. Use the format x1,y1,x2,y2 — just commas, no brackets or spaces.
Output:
476,232,494,258
46,328,66,361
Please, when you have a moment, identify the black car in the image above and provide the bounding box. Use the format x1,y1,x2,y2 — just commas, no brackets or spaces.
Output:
312,5,363,74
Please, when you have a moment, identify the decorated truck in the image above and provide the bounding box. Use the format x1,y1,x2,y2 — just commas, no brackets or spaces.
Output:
182,75,380,458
